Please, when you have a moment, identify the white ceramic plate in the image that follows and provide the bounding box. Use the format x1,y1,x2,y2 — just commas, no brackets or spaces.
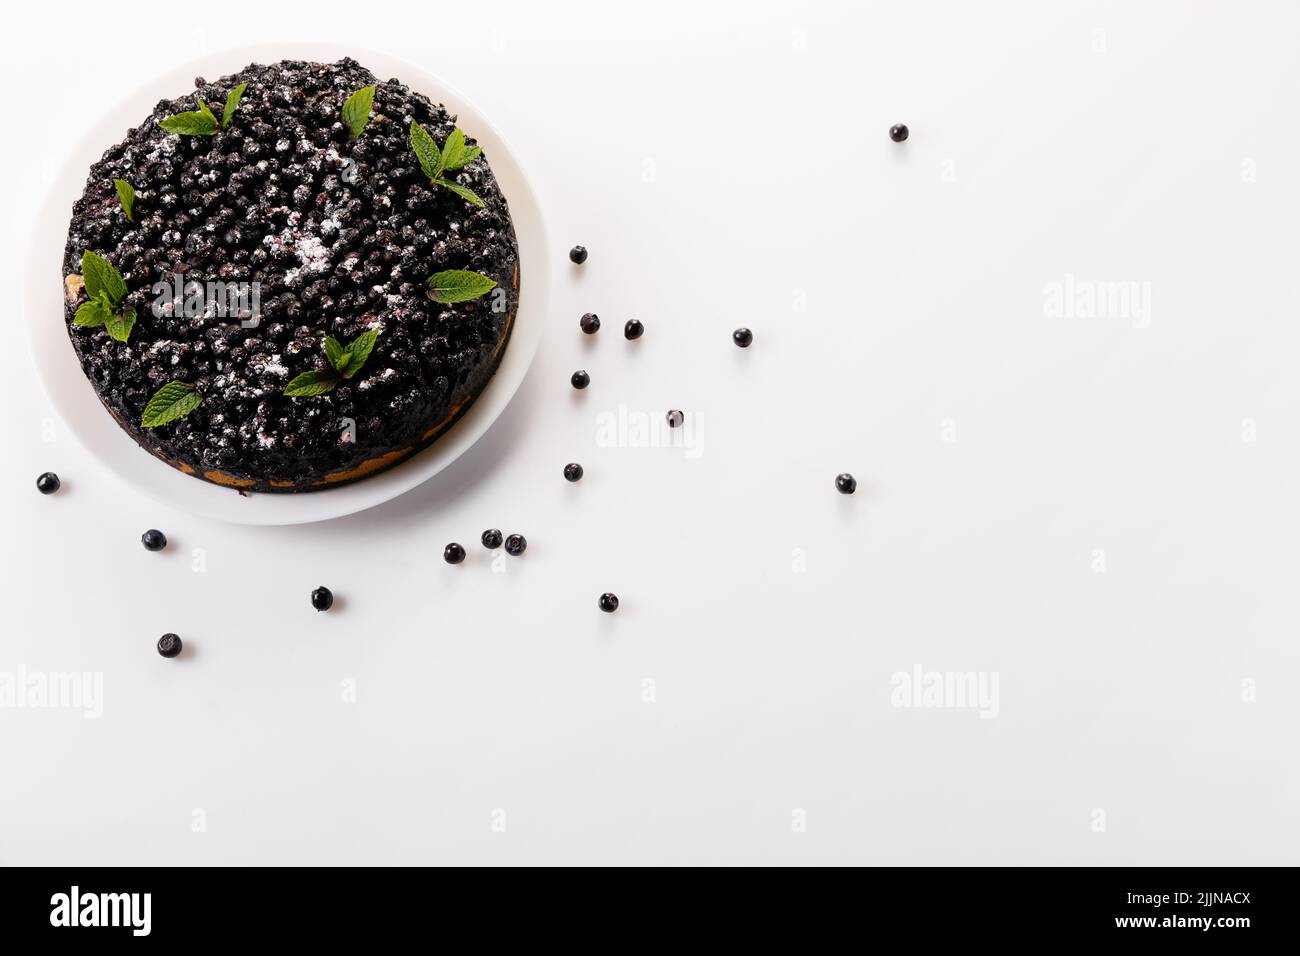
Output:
26,44,547,526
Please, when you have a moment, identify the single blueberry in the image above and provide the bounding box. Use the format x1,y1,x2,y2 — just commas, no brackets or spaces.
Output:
157,633,183,658
311,586,334,611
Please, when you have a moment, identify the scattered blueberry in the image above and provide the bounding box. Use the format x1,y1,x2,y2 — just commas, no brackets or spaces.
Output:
36,472,60,495
890,124,909,143
157,633,182,659
141,529,167,552
571,370,590,390
564,463,584,482
444,542,466,564
624,319,644,340
835,473,857,495
599,592,620,613
666,410,684,428
311,586,334,611
733,327,753,348
569,245,588,264
580,313,600,334
481,528,503,549
505,534,527,556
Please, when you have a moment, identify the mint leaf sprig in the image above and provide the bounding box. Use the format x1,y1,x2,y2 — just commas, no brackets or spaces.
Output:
74,250,136,343
427,269,497,304
159,98,218,136
142,381,203,427
160,82,248,136
342,86,376,138
439,129,482,172
114,179,136,223
410,123,486,208
284,329,380,397
221,82,247,127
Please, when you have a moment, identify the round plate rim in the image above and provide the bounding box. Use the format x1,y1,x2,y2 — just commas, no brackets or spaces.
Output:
25,43,548,526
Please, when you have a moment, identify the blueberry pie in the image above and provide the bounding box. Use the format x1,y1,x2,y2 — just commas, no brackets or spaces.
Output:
62,58,519,492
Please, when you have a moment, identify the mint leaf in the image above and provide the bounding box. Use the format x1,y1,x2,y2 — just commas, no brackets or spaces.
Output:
339,328,379,378
433,178,485,208
74,297,109,327
81,251,126,306
222,82,248,128
410,122,443,180
284,370,340,397
159,110,219,135
324,336,348,373
427,269,497,304
342,86,376,138
114,179,135,222
440,129,481,171
440,129,466,168
142,381,203,427
105,306,136,343
198,98,218,127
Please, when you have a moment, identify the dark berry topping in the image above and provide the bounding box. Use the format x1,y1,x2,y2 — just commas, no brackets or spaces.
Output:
624,319,644,340
36,472,61,495
563,462,584,482
141,529,168,552
481,528,503,549
889,124,909,142
504,533,527,556
157,633,183,658
311,586,334,611
569,245,588,264
444,542,466,564
61,58,520,492
733,327,753,348
835,473,857,495
666,410,684,428
580,313,600,334
599,592,619,613
571,370,590,390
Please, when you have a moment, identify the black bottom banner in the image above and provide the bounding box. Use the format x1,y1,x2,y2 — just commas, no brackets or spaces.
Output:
0,865,1290,942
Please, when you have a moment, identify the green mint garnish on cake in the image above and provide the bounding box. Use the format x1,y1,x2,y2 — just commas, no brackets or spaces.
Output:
221,82,247,128
160,83,247,136
427,269,497,304
284,329,381,397
410,123,486,207
114,179,135,223
160,102,218,136
342,86,376,138
75,250,136,343
438,129,482,171
141,381,203,427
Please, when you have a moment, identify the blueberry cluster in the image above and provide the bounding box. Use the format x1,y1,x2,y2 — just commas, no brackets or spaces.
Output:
62,58,519,489
445,529,527,562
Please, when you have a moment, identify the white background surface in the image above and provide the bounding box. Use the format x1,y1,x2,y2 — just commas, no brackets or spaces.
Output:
3,0,1297,865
